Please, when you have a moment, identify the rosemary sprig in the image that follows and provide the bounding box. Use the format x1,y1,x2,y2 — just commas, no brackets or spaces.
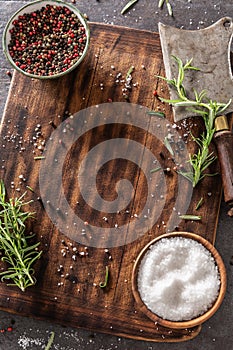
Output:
159,56,231,187
0,180,42,291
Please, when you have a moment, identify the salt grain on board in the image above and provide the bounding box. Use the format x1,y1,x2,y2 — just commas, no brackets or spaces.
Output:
138,237,220,321
18,335,44,349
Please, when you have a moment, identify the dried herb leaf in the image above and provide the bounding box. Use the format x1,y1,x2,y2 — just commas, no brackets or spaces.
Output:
34,156,45,160
195,197,204,210
179,214,202,221
150,167,162,173
45,332,55,350
158,0,173,16
26,185,34,192
126,65,134,79
166,1,173,16
147,111,165,118
99,266,109,288
121,0,138,15
164,136,174,156
158,0,165,8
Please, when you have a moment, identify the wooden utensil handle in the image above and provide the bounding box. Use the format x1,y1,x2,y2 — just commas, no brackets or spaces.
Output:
214,130,233,204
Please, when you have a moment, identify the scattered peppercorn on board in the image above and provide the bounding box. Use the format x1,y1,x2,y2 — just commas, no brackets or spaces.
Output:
0,23,228,342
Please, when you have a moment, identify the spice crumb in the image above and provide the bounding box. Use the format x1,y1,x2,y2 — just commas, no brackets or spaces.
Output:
227,207,233,217
6,70,12,77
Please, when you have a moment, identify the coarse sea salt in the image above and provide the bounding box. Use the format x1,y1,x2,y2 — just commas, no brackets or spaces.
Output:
138,237,220,321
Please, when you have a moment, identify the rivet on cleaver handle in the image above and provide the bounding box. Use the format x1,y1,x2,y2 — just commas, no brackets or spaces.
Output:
159,17,233,121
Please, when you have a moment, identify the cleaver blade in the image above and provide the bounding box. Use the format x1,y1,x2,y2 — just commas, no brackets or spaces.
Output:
158,17,233,122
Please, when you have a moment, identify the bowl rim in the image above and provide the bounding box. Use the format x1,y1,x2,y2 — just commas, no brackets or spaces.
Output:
132,231,227,329
2,0,90,80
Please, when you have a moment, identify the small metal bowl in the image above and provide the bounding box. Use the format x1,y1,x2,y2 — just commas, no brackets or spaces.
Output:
2,0,90,79
132,232,227,329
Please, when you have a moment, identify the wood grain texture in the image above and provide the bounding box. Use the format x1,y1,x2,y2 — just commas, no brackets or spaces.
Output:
214,130,233,204
0,22,225,342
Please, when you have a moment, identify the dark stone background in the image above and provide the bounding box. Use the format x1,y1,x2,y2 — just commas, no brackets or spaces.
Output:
0,1,232,349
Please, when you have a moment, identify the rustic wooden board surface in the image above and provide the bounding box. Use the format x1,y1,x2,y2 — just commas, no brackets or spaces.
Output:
0,22,225,342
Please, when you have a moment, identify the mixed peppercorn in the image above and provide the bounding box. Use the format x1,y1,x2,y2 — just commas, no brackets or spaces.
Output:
8,4,88,77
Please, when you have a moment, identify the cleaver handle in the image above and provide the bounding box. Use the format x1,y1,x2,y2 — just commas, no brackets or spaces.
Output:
214,117,233,204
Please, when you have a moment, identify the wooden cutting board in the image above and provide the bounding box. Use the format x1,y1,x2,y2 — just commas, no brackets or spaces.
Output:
0,22,225,342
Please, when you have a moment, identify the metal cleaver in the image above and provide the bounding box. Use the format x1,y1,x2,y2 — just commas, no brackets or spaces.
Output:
159,17,233,204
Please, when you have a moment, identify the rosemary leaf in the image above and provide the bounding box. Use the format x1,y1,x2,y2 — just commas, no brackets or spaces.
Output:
164,136,174,156
26,185,34,192
179,214,202,221
158,0,165,8
121,0,138,15
150,167,162,173
177,170,194,183
195,197,204,210
217,99,232,114
99,266,109,288
166,0,173,16
187,108,207,116
126,65,134,79
45,332,55,350
147,111,165,118
175,101,199,107
34,156,45,160
159,97,183,104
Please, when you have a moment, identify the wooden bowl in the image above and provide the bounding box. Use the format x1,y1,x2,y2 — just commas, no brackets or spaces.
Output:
132,232,227,329
2,0,90,79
